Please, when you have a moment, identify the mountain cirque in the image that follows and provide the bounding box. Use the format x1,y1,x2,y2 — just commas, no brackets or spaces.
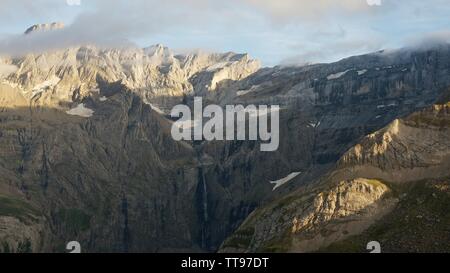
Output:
0,34,449,252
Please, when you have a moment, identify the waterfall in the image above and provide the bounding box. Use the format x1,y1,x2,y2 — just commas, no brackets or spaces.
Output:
197,167,209,249
202,169,208,223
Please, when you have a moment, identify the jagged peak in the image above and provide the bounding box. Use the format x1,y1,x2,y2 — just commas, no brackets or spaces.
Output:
144,44,171,57
24,22,65,35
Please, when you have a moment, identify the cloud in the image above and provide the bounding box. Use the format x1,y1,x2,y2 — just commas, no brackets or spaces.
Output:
0,63,18,78
0,0,449,66
242,0,379,23
404,30,450,49
0,0,384,57
280,33,385,66
0,0,244,56
0,0,71,25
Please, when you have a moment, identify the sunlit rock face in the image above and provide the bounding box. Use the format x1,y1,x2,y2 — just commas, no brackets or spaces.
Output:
2,38,260,112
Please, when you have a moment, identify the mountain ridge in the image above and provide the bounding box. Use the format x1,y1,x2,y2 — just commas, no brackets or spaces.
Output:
0,39,449,252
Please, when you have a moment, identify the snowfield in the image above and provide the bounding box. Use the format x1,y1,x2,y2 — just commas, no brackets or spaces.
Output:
270,172,301,191
308,121,321,128
327,70,350,80
66,103,95,118
31,76,60,97
357,69,368,76
236,85,260,97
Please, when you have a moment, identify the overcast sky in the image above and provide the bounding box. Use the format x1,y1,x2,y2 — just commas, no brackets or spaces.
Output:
0,0,449,66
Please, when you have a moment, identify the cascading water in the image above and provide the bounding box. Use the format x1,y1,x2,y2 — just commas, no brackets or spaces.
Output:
196,166,209,249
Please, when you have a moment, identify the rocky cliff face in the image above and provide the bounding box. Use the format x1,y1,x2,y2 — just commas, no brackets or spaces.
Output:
0,80,206,252
220,95,450,253
0,26,449,252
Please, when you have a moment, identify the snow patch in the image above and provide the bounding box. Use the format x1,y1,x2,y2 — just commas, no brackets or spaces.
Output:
327,70,350,80
236,90,252,96
270,172,301,191
31,76,60,97
307,121,321,128
66,103,94,118
206,62,231,72
99,96,108,102
150,103,165,115
357,69,368,76
378,103,397,109
236,85,260,97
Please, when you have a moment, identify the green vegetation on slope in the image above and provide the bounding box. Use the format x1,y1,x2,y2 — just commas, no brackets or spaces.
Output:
0,195,41,224
56,208,91,234
319,179,450,253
